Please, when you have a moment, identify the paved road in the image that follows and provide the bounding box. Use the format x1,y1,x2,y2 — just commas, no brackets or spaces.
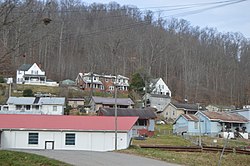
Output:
16,149,181,166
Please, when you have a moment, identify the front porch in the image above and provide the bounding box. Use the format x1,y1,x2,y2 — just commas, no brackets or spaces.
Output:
23,74,46,84
219,122,248,139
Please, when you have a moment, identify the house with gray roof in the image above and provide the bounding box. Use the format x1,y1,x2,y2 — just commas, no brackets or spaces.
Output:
160,102,203,121
1,97,65,115
143,93,171,113
16,63,46,85
90,96,134,112
97,107,157,137
16,63,58,86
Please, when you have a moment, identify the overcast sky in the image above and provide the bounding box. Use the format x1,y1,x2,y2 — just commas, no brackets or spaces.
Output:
83,0,250,38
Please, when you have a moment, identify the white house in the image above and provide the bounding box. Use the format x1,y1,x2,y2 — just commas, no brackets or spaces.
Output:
16,63,58,86
0,114,138,151
16,63,46,85
149,78,171,97
2,97,65,115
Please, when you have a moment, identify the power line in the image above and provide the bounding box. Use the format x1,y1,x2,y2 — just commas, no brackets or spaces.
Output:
60,0,247,39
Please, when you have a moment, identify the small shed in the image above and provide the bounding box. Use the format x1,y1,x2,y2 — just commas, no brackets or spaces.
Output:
61,79,75,86
0,114,138,151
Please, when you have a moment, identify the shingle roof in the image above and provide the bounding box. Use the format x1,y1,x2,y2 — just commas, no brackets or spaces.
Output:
0,114,138,131
171,102,201,111
18,64,33,71
98,107,157,119
92,96,134,106
201,111,248,123
7,97,65,105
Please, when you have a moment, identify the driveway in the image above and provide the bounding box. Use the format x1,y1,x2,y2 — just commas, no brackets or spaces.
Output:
16,149,181,166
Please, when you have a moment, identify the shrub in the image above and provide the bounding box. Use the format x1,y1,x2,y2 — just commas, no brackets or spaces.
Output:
23,89,33,97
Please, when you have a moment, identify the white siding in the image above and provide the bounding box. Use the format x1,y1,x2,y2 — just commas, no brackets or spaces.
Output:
1,130,131,152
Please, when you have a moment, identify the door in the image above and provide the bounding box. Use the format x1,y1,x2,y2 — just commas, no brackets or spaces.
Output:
45,141,54,150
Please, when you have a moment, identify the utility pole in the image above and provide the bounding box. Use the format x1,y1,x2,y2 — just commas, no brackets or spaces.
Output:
198,103,202,147
89,72,94,101
114,75,118,150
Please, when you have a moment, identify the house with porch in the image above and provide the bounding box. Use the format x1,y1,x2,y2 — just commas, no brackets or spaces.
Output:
16,63,46,85
75,72,129,94
16,63,58,86
230,108,250,133
90,96,134,112
196,111,248,139
97,107,157,137
1,96,65,115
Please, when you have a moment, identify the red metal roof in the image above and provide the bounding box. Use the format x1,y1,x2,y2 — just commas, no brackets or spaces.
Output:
0,114,138,131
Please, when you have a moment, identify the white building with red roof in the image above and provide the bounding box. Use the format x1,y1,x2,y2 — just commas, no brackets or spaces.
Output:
0,114,138,151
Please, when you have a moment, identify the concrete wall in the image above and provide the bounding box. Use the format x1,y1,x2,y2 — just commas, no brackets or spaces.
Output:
1,130,130,151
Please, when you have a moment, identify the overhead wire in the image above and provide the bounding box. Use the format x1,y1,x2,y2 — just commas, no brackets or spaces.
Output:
59,0,248,40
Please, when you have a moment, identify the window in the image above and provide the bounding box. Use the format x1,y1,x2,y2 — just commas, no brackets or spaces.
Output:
32,105,39,110
162,85,164,89
109,86,114,91
53,106,57,111
16,105,22,110
172,110,175,116
65,133,75,145
194,122,198,129
28,133,39,144
26,105,31,110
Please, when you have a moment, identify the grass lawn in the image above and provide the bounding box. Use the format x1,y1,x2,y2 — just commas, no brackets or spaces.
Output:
122,124,250,166
0,150,70,166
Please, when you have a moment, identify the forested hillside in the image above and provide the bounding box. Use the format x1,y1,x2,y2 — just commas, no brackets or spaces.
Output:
0,0,250,106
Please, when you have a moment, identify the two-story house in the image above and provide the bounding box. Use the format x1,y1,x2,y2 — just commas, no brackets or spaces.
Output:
75,72,129,93
143,78,172,113
16,63,46,85
149,78,171,97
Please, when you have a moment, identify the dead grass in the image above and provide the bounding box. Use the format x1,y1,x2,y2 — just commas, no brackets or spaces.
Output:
123,147,250,166
122,124,250,166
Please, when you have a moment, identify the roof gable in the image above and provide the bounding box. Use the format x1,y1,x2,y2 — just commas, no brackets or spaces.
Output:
0,114,138,131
